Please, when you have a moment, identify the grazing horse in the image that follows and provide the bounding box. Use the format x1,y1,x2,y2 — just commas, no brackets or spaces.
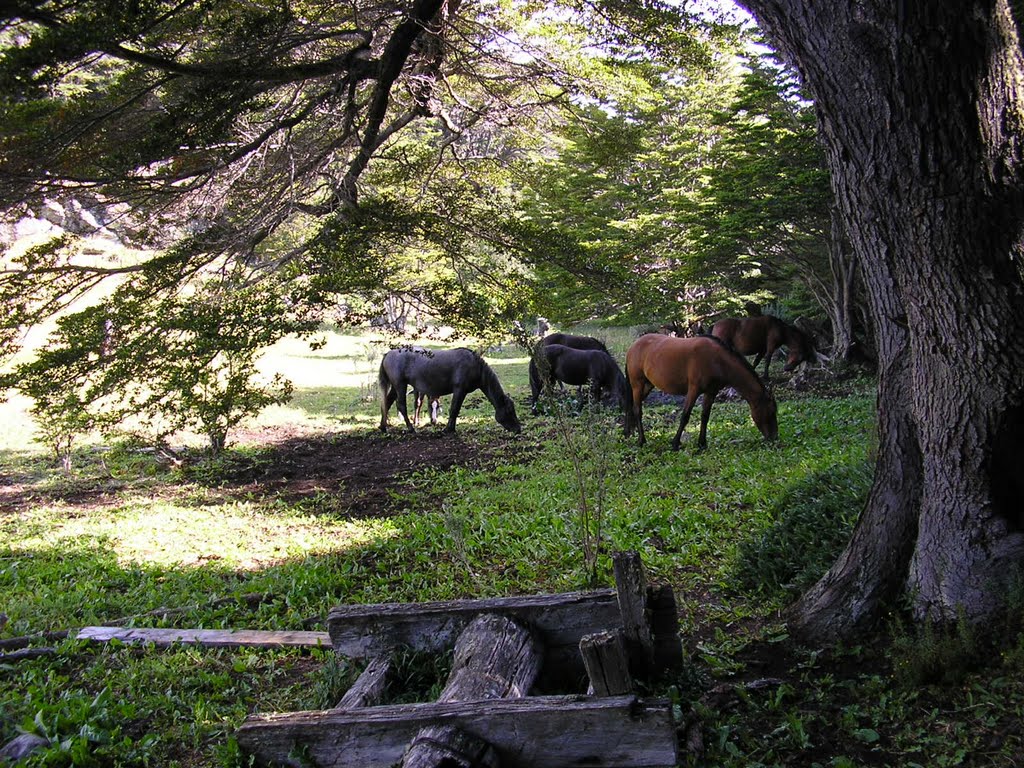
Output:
625,334,778,450
711,315,816,379
379,347,521,434
537,332,612,401
529,344,635,426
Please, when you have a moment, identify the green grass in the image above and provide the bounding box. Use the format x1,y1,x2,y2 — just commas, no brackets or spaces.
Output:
2,329,1022,767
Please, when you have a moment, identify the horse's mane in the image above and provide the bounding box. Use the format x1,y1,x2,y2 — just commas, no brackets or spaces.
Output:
472,351,507,398
700,333,764,383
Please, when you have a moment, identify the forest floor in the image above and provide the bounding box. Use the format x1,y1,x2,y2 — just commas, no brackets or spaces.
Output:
4,360,1022,767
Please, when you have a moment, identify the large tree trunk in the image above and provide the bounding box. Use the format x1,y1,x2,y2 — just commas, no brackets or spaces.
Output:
740,0,1024,638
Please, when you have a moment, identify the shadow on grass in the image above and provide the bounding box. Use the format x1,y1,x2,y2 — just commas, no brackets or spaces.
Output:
728,457,873,600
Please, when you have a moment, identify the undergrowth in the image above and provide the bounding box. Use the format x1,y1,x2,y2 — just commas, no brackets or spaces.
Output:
4,371,1022,767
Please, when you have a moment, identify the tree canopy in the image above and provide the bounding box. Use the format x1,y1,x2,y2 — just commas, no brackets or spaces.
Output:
8,0,829,451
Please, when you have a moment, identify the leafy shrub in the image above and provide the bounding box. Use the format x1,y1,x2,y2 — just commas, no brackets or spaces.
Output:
5,270,313,460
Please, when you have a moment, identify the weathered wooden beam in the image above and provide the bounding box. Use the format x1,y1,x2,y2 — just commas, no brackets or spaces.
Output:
0,647,57,663
236,695,679,768
403,614,542,767
613,551,655,679
327,590,620,690
336,655,393,710
580,630,633,696
76,627,330,649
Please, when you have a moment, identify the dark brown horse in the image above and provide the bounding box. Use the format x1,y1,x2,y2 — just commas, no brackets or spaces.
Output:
711,315,816,379
625,334,778,450
535,332,612,402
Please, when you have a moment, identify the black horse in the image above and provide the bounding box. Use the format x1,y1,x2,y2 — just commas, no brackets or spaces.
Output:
540,332,610,353
529,344,634,426
379,347,521,434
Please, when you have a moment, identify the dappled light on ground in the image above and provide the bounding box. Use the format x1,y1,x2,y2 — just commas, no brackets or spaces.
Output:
6,500,400,569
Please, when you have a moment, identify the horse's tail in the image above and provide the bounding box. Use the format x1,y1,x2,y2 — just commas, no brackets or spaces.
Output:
378,358,392,427
621,361,635,437
528,355,542,407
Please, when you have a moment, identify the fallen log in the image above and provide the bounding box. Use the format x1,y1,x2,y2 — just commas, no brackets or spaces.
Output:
336,655,393,710
403,613,542,767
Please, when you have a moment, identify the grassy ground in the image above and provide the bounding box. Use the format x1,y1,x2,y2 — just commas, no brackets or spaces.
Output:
2,327,1023,766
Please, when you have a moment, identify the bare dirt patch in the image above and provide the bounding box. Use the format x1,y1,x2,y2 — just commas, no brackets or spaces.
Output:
212,428,509,517
0,427,514,518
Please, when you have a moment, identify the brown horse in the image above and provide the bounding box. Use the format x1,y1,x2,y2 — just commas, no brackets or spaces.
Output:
625,334,778,450
711,315,816,379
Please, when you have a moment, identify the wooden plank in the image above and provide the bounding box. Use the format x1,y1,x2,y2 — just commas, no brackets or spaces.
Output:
613,551,655,679
237,695,678,768
76,627,331,649
327,590,621,690
327,590,619,656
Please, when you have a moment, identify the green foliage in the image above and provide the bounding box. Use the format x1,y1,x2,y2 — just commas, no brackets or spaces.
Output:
544,397,622,584
890,610,981,688
519,40,836,327
14,685,158,767
3,268,313,458
889,569,1024,688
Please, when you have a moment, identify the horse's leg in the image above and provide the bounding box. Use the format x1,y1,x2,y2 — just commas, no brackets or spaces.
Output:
380,385,398,432
430,398,441,425
631,380,652,444
696,390,718,451
413,392,423,427
529,358,542,413
762,344,775,379
671,388,700,451
396,385,415,432
444,389,468,433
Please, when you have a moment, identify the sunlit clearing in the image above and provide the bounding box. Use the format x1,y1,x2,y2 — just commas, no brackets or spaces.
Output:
10,501,400,569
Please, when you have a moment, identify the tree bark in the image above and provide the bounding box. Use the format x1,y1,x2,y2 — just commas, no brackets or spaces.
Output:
825,203,858,362
741,0,1024,637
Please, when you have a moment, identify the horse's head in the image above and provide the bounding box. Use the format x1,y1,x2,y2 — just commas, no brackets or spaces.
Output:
495,394,522,433
783,347,805,372
783,327,816,371
752,390,779,442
